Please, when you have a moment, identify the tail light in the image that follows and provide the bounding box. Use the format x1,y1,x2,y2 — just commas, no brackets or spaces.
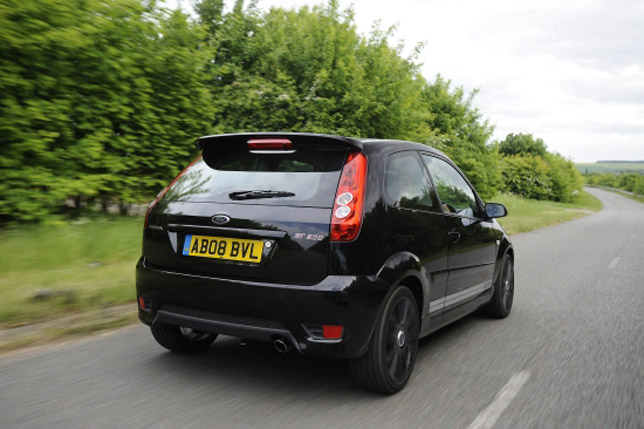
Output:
144,155,202,228
330,152,367,242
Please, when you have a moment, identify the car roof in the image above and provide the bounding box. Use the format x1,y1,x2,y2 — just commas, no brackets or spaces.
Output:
359,138,446,157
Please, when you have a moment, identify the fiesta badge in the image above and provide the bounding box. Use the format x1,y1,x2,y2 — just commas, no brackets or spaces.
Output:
211,214,231,225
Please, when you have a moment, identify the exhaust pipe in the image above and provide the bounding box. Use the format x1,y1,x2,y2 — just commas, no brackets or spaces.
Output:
273,338,291,353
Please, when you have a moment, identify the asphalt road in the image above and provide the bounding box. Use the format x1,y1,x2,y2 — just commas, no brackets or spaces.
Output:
1,188,643,428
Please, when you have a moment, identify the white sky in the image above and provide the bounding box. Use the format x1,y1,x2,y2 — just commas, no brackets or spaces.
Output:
169,0,644,162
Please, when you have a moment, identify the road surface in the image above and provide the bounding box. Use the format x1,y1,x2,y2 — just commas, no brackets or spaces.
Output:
1,188,643,428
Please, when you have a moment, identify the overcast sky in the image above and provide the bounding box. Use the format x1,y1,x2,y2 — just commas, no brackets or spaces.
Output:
171,0,644,162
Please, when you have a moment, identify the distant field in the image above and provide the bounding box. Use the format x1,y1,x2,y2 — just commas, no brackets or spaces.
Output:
576,162,644,174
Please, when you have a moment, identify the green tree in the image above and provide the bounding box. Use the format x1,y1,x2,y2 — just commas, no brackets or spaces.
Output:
422,76,499,199
202,1,432,140
499,133,547,157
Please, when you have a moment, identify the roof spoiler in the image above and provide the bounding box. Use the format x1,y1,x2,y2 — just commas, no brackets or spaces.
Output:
194,132,364,151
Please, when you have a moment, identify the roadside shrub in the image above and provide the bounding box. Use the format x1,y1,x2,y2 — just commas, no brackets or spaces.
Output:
544,153,583,202
619,173,641,193
634,177,644,196
500,155,552,200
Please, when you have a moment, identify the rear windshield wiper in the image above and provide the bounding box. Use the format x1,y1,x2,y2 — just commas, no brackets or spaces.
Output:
229,190,296,200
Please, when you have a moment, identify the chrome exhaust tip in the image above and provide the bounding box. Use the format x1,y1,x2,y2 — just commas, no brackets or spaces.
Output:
273,338,291,353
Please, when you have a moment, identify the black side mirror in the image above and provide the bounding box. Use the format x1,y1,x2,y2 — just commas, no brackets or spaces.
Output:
485,203,507,219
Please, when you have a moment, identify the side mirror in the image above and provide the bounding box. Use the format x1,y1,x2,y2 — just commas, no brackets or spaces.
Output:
485,203,507,219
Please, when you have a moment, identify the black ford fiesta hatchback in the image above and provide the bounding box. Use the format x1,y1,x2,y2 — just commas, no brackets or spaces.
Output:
136,132,513,393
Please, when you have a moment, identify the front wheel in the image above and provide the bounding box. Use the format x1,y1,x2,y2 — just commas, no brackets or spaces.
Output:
484,253,514,318
350,286,419,394
151,323,217,353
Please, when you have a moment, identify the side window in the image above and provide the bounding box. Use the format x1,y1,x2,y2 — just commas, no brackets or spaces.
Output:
385,152,438,211
422,155,480,218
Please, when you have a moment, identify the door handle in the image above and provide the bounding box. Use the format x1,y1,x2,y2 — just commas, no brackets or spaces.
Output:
448,231,461,244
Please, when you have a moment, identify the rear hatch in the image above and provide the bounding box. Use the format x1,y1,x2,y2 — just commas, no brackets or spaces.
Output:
143,133,362,285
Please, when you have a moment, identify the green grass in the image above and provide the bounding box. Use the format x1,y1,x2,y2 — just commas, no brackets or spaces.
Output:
576,162,644,174
0,217,142,328
493,191,603,235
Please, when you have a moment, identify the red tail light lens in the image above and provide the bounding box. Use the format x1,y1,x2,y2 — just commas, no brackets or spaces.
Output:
247,138,293,150
322,325,344,339
330,152,367,242
144,155,202,228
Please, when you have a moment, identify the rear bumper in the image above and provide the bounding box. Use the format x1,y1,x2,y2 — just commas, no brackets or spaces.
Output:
136,257,390,358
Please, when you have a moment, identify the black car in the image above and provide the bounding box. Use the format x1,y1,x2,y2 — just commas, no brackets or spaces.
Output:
136,132,513,394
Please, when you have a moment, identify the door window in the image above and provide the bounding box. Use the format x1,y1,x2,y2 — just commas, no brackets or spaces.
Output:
385,152,438,211
422,155,481,218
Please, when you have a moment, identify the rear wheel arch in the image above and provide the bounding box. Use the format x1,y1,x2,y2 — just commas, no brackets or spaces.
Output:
396,275,424,321
376,251,429,317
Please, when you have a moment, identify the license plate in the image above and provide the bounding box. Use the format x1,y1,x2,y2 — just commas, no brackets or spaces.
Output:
182,235,263,263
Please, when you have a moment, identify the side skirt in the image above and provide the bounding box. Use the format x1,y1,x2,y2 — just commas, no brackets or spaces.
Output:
419,288,493,338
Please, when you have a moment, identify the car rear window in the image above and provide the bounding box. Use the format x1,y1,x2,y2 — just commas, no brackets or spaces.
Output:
162,149,346,208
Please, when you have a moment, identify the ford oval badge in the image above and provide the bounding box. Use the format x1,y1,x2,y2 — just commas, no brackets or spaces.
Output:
212,214,231,225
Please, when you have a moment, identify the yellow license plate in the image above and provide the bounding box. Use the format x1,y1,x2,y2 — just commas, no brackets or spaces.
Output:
182,235,263,263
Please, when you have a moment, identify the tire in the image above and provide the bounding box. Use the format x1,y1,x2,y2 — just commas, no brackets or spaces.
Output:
350,286,419,394
150,324,217,354
485,253,514,318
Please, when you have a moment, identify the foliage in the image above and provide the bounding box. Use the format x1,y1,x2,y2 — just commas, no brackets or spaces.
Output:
499,155,552,200
499,133,547,157
544,152,584,202
497,133,583,202
202,1,432,140
0,0,213,222
421,77,499,199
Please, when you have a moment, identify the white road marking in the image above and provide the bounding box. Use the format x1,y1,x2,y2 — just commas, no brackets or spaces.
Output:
467,371,531,429
608,257,620,269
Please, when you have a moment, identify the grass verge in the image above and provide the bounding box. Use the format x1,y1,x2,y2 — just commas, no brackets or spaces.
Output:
0,216,141,329
493,190,602,235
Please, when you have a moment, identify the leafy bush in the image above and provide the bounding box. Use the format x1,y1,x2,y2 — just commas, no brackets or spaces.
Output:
500,155,552,200
545,153,584,202
497,133,583,202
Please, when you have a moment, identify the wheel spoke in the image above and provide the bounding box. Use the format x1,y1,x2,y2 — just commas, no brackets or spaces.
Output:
389,312,399,329
385,343,395,362
396,349,405,377
388,350,400,379
399,299,410,326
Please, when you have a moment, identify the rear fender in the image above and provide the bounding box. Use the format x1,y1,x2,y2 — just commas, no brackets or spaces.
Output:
376,251,429,317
